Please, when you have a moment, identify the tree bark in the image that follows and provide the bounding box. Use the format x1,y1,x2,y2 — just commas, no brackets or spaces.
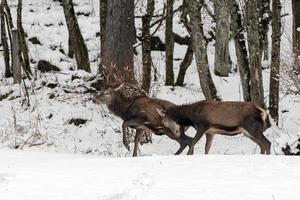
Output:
214,0,230,77
141,0,155,93
102,0,136,85
269,0,281,124
292,0,300,74
187,0,220,100
230,0,251,101
165,0,175,86
12,30,21,84
62,0,90,72
17,0,32,79
175,42,193,86
247,0,264,106
99,0,107,72
0,1,12,78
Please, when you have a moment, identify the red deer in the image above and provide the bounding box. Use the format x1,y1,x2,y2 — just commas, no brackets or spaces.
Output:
156,100,271,155
92,84,193,156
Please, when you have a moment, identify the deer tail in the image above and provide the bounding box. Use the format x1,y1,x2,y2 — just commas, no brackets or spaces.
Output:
255,105,268,121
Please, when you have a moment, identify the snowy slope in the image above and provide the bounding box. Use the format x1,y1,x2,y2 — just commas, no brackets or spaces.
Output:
1,150,300,200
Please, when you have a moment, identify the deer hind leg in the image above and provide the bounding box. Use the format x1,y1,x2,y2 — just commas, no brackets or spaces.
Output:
187,127,207,155
133,129,144,157
243,120,270,154
205,134,214,154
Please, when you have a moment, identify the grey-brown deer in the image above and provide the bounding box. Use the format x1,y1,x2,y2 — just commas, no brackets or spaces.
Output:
156,100,271,155
92,84,193,156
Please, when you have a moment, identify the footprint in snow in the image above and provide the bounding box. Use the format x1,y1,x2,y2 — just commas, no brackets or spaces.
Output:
0,173,15,183
100,173,153,200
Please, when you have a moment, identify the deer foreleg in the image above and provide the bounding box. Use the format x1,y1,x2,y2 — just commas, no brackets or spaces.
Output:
133,129,144,157
122,118,146,151
205,134,214,154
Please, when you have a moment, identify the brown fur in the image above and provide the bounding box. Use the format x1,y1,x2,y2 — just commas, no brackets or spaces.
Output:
93,88,193,156
159,100,271,154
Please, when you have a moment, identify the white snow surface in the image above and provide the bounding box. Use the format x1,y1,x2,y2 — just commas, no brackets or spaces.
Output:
1,150,300,200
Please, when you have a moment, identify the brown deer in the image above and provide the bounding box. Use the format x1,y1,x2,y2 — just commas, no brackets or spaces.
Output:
92,84,193,156
156,100,271,155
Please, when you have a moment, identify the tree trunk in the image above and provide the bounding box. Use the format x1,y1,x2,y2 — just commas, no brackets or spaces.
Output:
214,0,230,77
269,0,281,124
175,42,193,86
17,0,32,79
230,0,251,101
141,0,155,93
12,30,21,84
258,0,270,61
99,0,107,72
292,0,300,74
62,0,90,72
0,1,12,78
247,0,264,106
165,0,175,86
187,0,220,100
102,0,136,85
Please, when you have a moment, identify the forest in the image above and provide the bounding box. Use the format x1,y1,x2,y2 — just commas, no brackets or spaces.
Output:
0,0,300,199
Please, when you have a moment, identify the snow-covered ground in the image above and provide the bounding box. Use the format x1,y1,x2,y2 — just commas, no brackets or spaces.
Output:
1,150,300,200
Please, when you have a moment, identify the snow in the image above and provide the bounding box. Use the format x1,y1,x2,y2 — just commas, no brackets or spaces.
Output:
0,150,300,200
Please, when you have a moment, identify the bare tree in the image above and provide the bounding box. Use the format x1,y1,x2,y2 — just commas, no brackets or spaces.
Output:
17,0,32,79
187,0,220,100
175,42,193,86
11,30,21,84
0,1,11,78
259,0,271,61
101,0,136,85
62,0,90,72
269,0,281,124
246,0,264,106
165,0,175,86
292,0,300,74
141,0,155,93
230,0,251,101
214,0,230,77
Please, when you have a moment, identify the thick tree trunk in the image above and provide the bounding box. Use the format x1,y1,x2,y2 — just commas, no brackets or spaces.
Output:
292,0,300,74
175,42,193,86
102,0,136,85
258,0,270,61
247,0,264,106
269,0,281,124
214,0,230,77
17,0,32,79
0,1,12,78
99,0,107,72
188,0,220,100
141,0,155,93
62,0,90,72
230,0,251,101
165,0,175,86
12,30,21,84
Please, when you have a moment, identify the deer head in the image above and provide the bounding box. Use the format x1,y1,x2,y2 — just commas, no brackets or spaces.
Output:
156,108,181,135
92,83,125,105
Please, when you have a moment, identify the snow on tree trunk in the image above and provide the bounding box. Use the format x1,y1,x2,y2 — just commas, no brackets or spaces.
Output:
230,0,251,102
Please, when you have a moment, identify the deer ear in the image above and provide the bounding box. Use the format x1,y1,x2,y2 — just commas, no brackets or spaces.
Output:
156,108,166,117
114,82,125,91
